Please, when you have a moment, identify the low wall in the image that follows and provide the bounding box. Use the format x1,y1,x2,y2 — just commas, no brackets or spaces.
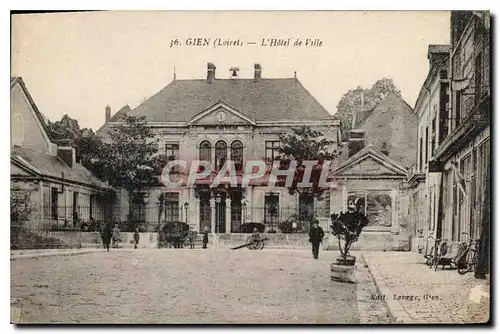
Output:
36,231,159,249
324,231,410,251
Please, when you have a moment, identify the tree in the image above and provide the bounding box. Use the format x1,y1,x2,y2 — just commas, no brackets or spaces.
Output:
277,125,338,200
46,114,104,169
94,115,164,193
336,78,402,138
330,209,369,264
47,114,169,196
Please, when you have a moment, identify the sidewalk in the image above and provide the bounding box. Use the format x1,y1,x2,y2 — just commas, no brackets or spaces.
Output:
11,248,104,260
362,251,490,324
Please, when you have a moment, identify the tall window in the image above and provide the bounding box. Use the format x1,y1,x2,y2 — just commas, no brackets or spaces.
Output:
51,187,59,220
165,142,180,160
231,140,243,171
475,52,483,105
455,91,461,128
432,116,437,156
72,191,79,221
424,127,429,165
199,140,211,163
264,193,279,226
215,141,227,171
265,141,281,164
419,136,423,171
164,192,179,223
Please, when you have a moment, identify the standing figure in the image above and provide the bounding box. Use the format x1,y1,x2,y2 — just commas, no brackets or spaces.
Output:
133,227,140,249
188,227,196,249
308,220,325,259
100,223,112,252
202,227,209,249
112,223,121,249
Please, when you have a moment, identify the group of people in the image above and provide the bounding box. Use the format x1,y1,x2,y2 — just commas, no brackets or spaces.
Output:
98,221,325,258
100,223,141,251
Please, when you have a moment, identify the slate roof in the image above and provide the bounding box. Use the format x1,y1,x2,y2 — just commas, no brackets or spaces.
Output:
11,146,112,191
125,78,336,123
356,92,418,168
110,105,131,122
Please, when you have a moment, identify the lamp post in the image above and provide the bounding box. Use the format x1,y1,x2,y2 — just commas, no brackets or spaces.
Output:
242,201,247,226
184,201,189,224
215,193,221,234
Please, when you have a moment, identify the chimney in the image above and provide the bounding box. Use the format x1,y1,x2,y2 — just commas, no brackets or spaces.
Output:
348,129,366,158
105,105,111,123
254,63,262,80
207,62,216,83
230,66,240,79
57,144,76,168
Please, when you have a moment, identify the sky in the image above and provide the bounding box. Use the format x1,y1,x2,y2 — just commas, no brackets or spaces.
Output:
11,11,450,130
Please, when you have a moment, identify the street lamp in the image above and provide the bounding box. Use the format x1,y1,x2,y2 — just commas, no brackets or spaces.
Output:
215,193,221,234
242,201,247,226
184,201,189,224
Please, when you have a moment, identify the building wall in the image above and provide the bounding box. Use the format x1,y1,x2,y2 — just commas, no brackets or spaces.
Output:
330,177,410,251
440,127,490,243
10,84,55,154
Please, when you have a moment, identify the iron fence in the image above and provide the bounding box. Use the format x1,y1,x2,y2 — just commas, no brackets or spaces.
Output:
11,202,332,249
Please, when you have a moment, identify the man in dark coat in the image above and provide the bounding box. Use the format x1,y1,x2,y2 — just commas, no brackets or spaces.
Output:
202,227,209,249
100,223,112,252
309,220,325,259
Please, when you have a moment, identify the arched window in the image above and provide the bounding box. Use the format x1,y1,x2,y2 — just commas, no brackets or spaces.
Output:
199,141,212,163
231,140,244,171
215,141,227,171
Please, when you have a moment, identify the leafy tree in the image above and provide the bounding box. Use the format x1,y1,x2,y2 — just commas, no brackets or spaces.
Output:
336,78,402,138
277,125,338,200
93,115,165,192
330,209,369,264
46,114,169,195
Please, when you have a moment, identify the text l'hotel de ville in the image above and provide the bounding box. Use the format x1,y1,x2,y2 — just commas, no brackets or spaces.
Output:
169,37,323,48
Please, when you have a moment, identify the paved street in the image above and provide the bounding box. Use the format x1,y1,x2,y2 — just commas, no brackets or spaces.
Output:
11,249,390,324
363,251,490,324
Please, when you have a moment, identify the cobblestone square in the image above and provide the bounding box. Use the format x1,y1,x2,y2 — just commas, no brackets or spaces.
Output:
11,249,390,324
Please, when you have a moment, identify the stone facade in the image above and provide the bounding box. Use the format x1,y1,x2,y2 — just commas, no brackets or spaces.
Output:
97,64,340,233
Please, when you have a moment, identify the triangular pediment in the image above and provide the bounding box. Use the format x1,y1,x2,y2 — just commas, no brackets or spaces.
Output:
332,147,407,178
187,101,256,126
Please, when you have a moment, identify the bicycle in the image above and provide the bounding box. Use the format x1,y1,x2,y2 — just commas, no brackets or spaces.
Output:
457,232,479,275
423,235,439,268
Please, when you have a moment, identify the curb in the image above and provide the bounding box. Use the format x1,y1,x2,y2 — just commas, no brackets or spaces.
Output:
11,249,104,261
361,253,410,324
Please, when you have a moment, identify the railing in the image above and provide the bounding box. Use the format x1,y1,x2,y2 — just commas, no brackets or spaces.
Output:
12,204,333,249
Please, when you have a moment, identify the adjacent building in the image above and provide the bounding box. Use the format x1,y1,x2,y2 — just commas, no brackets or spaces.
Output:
407,44,451,251
408,11,491,261
10,77,114,229
331,92,418,250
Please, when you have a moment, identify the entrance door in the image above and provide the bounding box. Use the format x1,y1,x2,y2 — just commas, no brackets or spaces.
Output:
230,189,243,233
215,192,226,233
199,191,211,232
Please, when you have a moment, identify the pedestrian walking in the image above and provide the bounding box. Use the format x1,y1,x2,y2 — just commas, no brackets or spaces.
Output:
112,223,121,249
202,227,209,249
188,227,196,249
100,223,112,252
133,227,140,249
308,220,324,259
